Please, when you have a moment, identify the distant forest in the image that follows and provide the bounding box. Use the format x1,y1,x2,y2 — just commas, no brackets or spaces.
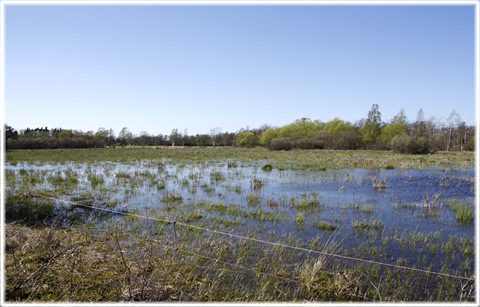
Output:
5,105,475,154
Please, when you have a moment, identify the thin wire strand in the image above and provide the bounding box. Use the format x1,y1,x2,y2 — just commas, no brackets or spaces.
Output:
154,241,377,302
29,193,476,282
11,210,377,301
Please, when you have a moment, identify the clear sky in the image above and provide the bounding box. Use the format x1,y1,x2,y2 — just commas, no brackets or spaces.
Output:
5,4,475,136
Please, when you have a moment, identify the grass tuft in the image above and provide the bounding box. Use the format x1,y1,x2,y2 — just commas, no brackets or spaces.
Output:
315,221,338,231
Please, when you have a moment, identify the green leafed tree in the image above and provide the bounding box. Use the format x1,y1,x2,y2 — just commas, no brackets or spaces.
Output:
278,118,322,138
379,109,408,144
259,128,279,147
360,104,382,144
235,131,257,148
323,118,354,134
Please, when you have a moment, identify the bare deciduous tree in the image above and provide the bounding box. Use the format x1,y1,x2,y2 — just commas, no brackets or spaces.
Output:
447,110,461,151
170,129,181,147
210,127,222,148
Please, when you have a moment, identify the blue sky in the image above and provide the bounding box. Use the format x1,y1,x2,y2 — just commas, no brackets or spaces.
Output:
5,5,475,135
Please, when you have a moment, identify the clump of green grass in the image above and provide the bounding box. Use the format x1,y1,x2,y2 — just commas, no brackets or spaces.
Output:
445,199,474,224
116,172,130,179
350,201,360,210
294,213,305,226
212,216,241,227
384,165,395,169
48,173,78,187
247,209,277,221
135,170,155,178
261,164,273,172
315,221,337,231
183,211,203,222
47,175,64,186
204,201,228,213
361,204,374,214
162,191,183,204
227,162,237,168
211,171,225,182
353,217,384,230
442,240,453,255
226,204,242,216
88,173,104,187
246,193,261,206
292,198,320,210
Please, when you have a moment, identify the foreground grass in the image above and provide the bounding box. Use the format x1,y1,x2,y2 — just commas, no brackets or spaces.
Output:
4,222,374,302
5,220,474,303
5,147,474,169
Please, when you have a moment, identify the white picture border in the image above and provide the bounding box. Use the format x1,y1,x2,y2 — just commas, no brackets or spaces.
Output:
0,0,478,306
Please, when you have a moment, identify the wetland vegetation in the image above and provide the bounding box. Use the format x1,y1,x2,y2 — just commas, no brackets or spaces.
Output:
3,147,475,302
5,105,475,154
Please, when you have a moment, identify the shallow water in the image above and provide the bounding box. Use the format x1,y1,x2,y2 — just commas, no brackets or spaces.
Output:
5,160,475,277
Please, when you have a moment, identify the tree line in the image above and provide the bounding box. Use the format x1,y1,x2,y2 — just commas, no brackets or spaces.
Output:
5,105,474,154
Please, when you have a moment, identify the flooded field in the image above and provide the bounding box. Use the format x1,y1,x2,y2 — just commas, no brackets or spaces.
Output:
4,156,476,302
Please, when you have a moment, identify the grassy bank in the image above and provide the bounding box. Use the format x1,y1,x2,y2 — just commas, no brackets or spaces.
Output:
5,220,474,302
5,147,474,169
3,221,377,302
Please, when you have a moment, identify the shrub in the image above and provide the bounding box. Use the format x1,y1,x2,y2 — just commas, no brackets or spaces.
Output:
311,131,329,149
391,134,434,154
328,131,362,150
430,134,448,152
269,133,327,151
269,137,295,151
296,137,316,149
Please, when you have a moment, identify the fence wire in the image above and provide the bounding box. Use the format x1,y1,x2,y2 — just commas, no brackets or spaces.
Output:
26,193,476,282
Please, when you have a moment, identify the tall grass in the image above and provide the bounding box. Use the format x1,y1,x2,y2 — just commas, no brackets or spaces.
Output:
445,199,474,224
5,219,474,302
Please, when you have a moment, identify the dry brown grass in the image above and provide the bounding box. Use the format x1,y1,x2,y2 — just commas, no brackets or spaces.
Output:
5,221,474,302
